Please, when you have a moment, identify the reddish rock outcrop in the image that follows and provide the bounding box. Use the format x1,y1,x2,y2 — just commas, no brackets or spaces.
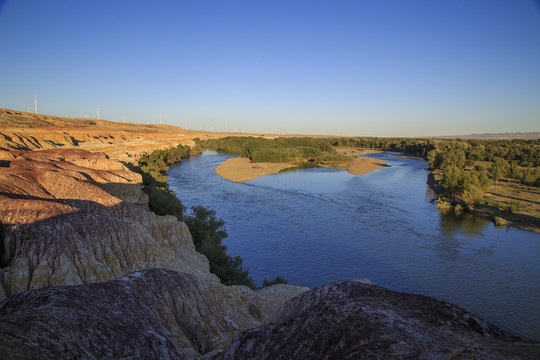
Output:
0,108,229,165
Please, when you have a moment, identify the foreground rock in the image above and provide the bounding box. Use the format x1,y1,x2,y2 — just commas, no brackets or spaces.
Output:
1,276,537,359
209,280,540,360
0,269,303,359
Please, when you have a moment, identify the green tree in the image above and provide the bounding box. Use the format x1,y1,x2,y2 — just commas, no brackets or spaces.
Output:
491,165,502,184
462,171,480,191
522,167,540,187
146,185,184,220
477,171,493,190
507,161,521,183
493,157,509,176
462,185,484,210
184,205,256,289
442,166,464,195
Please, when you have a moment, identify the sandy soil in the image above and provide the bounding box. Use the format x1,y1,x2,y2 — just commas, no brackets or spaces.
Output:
216,155,388,182
215,157,296,182
346,156,388,175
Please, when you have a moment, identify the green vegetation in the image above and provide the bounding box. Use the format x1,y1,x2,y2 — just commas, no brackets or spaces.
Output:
138,144,200,220
140,136,539,279
201,136,540,228
184,205,256,289
138,144,282,289
199,136,348,165
493,216,508,227
260,275,288,288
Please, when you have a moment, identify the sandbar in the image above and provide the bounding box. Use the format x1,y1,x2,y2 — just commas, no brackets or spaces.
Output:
215,157,296,182
216,155,388,182
346,156,388,175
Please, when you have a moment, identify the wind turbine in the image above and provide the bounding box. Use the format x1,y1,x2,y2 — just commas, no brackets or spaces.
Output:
34,96,38,114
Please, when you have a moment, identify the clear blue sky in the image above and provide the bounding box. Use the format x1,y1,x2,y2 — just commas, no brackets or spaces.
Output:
1,0,539,136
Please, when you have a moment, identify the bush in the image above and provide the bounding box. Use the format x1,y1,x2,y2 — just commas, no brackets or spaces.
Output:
436,198,452,209
493,216,508,227
146,185,184,220
184,205,256,289
462,185,484,210
261,275,288,288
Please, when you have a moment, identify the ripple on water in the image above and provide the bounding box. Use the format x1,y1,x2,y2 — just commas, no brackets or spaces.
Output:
168,151,540,340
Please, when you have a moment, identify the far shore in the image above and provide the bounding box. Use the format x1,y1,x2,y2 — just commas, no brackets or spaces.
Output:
215,155,388,182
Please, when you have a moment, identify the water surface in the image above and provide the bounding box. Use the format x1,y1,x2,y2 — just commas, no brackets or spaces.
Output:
169,151,540,340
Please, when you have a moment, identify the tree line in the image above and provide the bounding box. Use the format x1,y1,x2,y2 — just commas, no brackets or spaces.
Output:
200,135,539,211
199,136,349,164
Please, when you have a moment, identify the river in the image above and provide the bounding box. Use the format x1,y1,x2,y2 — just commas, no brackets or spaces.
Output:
168,150,540,340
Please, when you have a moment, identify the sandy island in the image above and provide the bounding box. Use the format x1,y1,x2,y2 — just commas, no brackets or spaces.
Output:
215,157,296,182
215,155,388,182
345,156,388,175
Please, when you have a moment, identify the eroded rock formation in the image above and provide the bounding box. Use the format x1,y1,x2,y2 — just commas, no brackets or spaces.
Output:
0,149,308,356
0,269,304,359
208,280,540,360
1,276,538,359
0,108,225,164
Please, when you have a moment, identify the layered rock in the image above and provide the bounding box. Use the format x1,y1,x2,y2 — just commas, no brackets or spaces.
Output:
0,269,302,359
209,280,540,360
0,149,308,356
1,276,537,359
0,108,226,164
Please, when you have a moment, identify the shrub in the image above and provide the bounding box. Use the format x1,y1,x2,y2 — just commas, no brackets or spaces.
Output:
184,205,256,289
493,216,508,227
261,275,288,288
436,198,452,209
462,185,484,210
146,185,184,220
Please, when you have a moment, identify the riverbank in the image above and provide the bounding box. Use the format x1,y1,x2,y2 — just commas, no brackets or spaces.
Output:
214,155,388,182
428,169,540,234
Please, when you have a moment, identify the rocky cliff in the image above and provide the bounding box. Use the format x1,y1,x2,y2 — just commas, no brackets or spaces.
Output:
0,148,308,357
0,108,220,164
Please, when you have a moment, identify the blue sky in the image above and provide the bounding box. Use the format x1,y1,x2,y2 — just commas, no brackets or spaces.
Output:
1,0,539,136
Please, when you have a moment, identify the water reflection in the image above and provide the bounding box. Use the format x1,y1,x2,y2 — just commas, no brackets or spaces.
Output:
439,208,490,236
277,162,320,174
425,185,437,202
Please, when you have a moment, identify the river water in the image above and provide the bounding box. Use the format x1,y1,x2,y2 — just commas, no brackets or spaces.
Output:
168,151,540,340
